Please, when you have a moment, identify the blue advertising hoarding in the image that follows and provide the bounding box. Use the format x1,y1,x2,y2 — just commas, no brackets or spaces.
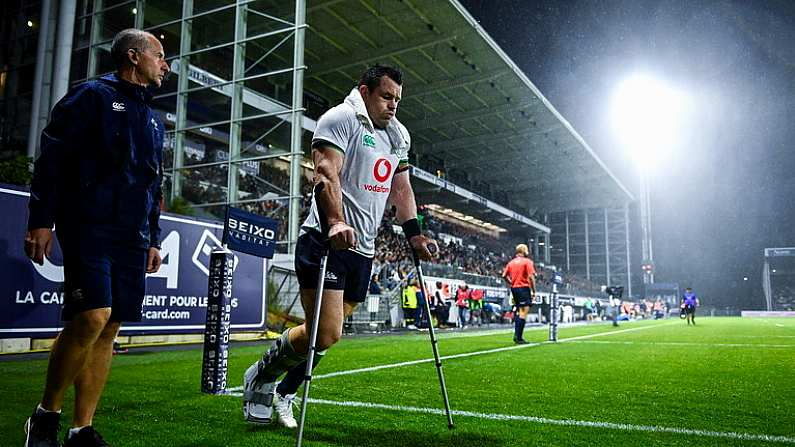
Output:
0,184,268,337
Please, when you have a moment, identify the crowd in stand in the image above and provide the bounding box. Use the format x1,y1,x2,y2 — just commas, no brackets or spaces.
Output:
369,207,603,296
370,208,510,292
167,163,603,293
370,208,512,286
610,299,670,320
169,170,690,328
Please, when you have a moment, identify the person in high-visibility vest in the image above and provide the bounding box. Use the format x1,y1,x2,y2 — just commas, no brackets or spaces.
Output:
402,279,418,329
468,289,484,326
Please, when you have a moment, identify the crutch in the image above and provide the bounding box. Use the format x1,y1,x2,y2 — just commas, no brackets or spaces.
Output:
410,241,455,429
296,184,330,447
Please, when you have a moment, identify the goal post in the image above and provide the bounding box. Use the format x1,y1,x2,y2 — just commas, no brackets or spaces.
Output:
762,248,795,312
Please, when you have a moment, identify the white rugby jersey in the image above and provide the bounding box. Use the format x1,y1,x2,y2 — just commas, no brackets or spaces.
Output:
301,98,410,257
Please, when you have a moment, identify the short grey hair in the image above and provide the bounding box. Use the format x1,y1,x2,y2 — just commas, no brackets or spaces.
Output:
110,28,153,69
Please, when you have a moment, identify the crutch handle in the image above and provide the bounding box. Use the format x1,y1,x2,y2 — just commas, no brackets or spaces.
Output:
410,239,438,267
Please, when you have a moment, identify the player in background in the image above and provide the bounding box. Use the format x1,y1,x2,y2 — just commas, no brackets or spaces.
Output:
681,287,699,325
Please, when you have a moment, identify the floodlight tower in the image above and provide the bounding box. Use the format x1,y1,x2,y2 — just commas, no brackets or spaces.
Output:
639,172,654,284
611,74,686,286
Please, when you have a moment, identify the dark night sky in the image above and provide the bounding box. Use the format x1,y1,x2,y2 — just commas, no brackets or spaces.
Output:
459,0,795,308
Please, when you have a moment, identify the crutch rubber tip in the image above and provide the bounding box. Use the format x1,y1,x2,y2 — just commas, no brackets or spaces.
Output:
448,423,455,430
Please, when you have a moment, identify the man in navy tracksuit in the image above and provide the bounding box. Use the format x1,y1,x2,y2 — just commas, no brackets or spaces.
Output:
23,29,169,447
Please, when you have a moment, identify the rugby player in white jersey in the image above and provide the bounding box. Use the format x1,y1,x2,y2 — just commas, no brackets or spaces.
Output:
243,65,436,428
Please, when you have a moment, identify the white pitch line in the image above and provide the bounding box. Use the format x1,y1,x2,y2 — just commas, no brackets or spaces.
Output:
224,395,795,444
570,340,795,348
312,399,795,444
227,322,672,392
728,335,795,339
313,322,673,380
412,320,596,341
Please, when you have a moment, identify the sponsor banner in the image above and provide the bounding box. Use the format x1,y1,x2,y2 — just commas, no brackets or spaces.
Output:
215,150,230,161
240,160,259,175
202,251,233,394
224,207,279,259
0,185,267,337
484,287,509,300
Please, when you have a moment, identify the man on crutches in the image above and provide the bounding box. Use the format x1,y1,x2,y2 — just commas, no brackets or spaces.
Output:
242,65,437,430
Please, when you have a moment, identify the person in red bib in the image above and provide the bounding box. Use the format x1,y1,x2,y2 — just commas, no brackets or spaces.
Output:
502,244,536,344
455,284,471,329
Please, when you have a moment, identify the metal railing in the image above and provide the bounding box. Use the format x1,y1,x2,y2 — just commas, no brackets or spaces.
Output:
344,281,405,333
268,265,303,332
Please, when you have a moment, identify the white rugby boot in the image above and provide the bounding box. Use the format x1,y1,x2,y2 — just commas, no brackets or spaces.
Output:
274,392,299,429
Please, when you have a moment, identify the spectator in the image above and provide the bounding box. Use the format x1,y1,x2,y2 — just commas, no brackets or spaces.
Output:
369,274,381,295
584,298,594,321
415,280,428,329
653,299,665,319
432,282,451,328
455,284,471,329
562,303,574,323
468,289,484,327
402,280,418,329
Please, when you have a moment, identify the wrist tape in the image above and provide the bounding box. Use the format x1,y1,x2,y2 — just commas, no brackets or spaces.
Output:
401,218,421,239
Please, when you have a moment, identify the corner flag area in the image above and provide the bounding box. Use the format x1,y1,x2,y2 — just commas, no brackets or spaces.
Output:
2,318,793,446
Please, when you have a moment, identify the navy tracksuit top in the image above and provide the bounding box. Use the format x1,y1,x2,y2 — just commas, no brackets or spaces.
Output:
28,74,164,249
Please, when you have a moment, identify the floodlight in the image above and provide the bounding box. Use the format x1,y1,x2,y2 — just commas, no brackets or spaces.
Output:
610,74,687,167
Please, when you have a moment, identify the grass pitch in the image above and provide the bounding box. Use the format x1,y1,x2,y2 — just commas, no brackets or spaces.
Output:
1,317,793,446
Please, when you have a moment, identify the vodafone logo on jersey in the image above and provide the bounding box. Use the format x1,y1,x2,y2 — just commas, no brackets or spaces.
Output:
373,158,392,182
362,157,392,193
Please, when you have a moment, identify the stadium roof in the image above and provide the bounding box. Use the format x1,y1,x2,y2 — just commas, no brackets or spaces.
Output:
298,0,634,221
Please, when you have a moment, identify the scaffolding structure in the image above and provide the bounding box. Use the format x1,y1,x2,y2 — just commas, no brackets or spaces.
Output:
546,205,633,296
14,0,636,280
53,0,309,252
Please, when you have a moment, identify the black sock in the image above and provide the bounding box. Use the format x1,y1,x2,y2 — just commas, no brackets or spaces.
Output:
514,317,525,341
276,350,326,396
